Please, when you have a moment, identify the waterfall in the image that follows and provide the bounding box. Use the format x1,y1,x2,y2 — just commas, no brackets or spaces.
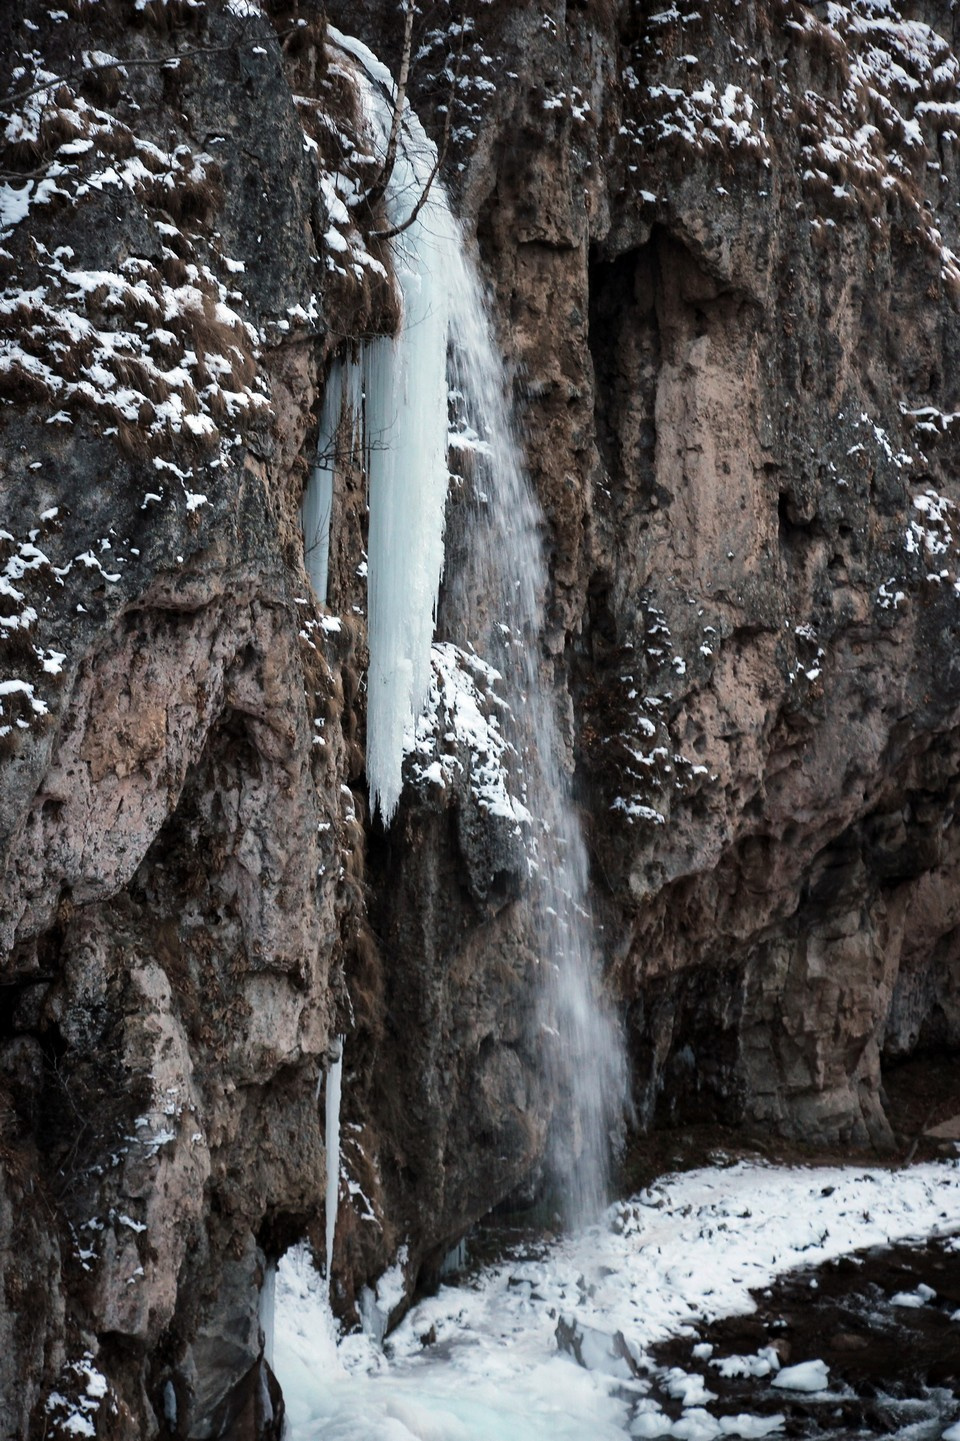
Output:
443,264,627,1224
326,31,626,1225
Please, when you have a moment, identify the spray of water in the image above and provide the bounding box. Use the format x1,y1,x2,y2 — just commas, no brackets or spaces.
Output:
319,31,626,1226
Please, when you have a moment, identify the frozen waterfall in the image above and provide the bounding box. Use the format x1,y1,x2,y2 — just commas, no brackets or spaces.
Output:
313,34,458,824
323,30,625,1223
324,1037,344,1296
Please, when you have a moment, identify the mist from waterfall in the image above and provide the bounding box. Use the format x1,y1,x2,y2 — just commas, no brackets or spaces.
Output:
320,30,626,1226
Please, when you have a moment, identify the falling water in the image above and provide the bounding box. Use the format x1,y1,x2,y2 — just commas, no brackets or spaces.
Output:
440,257,627,1222
321,31,626,1226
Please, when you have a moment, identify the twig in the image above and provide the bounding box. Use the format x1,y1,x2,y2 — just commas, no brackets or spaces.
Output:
370,14,466,240
361,0,416,214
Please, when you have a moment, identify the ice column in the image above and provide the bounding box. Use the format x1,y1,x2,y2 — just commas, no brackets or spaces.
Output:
324,1037,344,1295
332,30,458,824
302,357,364,606
301,391,335,604
259,1260,276,1371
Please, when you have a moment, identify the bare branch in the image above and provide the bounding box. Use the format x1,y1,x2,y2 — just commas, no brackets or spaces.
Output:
370,13,466,241
361,0,416,214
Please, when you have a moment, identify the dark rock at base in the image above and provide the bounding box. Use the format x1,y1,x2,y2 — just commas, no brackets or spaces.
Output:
199,1359,284,1441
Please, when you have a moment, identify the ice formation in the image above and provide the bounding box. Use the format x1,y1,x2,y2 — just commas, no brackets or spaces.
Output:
324,1037,344,1294
316,33,458,823
302,360,363,606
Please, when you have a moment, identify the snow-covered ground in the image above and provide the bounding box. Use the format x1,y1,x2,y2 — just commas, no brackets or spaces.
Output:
275,1158,960,1440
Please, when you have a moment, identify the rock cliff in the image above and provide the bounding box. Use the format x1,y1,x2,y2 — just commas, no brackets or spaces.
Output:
2,0,960,1434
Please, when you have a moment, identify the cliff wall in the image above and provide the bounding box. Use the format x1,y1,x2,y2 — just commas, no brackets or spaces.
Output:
353,0,960,1148
2,0,960,1434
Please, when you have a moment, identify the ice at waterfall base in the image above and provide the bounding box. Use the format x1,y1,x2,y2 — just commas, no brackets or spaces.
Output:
275,1157,960,1440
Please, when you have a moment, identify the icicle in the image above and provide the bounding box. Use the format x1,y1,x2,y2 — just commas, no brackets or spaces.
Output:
324,1036,344,1295
259,1259,276,1371
303,355,365,606
332,33,458,824
301,376,337,605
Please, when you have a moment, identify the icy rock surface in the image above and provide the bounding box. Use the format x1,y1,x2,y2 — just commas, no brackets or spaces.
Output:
275,1159,960,1441
770,1359,830,1393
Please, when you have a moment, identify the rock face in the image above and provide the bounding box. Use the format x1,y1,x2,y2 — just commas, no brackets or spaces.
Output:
0,3,352,1434
378,0,960,1149
3,0,960,1433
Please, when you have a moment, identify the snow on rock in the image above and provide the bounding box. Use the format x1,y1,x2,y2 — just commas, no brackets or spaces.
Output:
0,96,270,457
710,1348,780,1380
642,78,769,155
717,1418,785,1439
622,0,960,291
890,1281,937,1307
276,1159,960,1441
664,1367,717,1407
631,1410,674,1439
0,18,287,742
770,1358,830,1393
43,1355,109,1440
599,612,716,831
403,642,530,826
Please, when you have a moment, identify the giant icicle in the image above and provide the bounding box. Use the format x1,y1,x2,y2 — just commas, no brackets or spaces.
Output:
324,1037,344,1295
301,379,336,606
302,360,364,606
318,32,457,824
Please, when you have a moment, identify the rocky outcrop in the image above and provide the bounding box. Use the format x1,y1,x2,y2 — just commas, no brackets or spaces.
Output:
4,0,960,1434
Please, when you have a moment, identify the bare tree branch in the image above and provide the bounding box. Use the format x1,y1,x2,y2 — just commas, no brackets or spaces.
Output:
360,0,416,215
370,12,467,240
